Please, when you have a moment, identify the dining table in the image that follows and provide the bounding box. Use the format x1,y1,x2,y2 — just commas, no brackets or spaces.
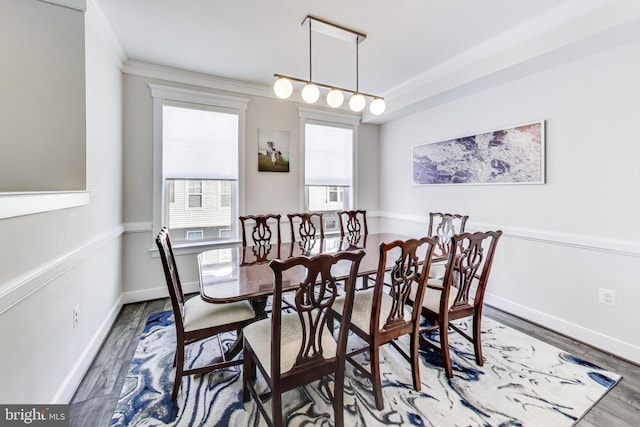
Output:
198,232,422,313
197,232,436,360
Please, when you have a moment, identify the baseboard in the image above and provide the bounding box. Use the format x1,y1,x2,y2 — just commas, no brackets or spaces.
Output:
121,281,199,305
54,294,124,403
484,293,640,365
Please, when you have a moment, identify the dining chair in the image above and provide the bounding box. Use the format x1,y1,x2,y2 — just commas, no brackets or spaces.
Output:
239,214,282,247
336,210,371,288
329,236,438,410
416,230,502,378
287,212,325,258
427,212,469,279
242,250,365,427
156,227,257,400
337,209,368,238
287,211,324,242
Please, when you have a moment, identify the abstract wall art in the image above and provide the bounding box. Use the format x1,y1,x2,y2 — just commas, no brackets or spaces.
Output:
412,121,545,185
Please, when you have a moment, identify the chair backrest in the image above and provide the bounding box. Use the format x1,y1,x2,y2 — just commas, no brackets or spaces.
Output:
372,236,438,334
428,212,469,258
268,250,365,377
441,230,502,312
239,214,282,246
155,227,186,331
337,210,368,238
287,212,324,242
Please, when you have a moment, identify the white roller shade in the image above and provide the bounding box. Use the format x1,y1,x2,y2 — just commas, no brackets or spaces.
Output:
305,123,353,186
163,104,238,180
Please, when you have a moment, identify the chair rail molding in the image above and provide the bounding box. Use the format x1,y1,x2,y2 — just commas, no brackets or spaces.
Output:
377,211,640,257
0,224,123,315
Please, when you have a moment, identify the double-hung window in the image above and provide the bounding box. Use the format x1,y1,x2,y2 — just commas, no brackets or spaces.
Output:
151,85,248,247
300,108,359,233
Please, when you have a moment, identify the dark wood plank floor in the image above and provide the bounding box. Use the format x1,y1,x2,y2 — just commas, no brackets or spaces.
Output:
69,300,640,426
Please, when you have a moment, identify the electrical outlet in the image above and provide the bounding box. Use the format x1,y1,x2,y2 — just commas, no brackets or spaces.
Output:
598,288,616,306
73,304,80,328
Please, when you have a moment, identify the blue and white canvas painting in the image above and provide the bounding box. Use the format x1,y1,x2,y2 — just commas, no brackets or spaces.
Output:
412,121,544,185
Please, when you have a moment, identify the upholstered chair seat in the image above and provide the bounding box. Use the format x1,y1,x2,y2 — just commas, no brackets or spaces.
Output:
183,297,255,332
332,288,411,333
243,312,338,377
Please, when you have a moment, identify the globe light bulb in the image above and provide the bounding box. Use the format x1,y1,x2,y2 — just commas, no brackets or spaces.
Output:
301,83,320,103
349,93,366,112
369,98,386,115
273,78,293,99
326,89,344,108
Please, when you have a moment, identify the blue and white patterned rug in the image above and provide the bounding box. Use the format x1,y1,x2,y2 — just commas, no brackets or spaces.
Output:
111,310,621,426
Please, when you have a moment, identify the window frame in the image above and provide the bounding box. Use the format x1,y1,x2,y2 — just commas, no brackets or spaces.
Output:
150,84,248,251
299,107,360,215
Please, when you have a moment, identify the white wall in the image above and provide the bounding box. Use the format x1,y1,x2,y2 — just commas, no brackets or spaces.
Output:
0,2,124,403
120,72,381,301
378,39,640,363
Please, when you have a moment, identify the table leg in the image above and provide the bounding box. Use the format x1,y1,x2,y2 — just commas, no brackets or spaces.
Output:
250,296,269,319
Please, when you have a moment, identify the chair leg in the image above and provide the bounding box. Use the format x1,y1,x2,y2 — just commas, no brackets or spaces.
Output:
439,322,453,378
272,390,283,427
370,345,384,411
172,344,184,400
334,372,345,427
242,346,252,403
473,314,484,367
409,332,422,391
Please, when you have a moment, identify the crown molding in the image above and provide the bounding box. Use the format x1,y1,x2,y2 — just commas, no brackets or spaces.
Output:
39,0,86,11
124,61,274,98
365,0,640,123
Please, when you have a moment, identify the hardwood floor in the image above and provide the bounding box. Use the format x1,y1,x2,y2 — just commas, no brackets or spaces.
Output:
69,299,640,426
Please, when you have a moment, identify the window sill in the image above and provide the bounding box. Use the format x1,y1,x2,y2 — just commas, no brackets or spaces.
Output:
150,238,242,257
0,191,90,220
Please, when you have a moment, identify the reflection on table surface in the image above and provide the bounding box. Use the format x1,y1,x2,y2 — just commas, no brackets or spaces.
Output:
198,233,413,303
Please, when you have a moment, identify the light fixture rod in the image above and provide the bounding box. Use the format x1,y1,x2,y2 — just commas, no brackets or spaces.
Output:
308,17,312,81
273,73,383,100
355,39,359,92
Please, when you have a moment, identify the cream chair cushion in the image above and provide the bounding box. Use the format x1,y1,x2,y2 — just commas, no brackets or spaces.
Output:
422,284,460,313
243,311,337,378
408,280,462,314
332,288,412,333
183,296,255,332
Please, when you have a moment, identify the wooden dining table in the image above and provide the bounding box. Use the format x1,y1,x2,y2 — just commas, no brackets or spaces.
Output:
198,232,413,315
197,232,434,361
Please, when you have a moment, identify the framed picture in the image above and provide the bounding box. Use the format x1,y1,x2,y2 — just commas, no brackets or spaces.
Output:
412,121,545,185
258,129,290,172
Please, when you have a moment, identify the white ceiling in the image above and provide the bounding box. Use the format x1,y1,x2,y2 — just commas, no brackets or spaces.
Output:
94,0,639,122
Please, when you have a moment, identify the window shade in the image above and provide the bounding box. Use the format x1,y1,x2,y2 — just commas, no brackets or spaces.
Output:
163,104,238,180
305,123,353,186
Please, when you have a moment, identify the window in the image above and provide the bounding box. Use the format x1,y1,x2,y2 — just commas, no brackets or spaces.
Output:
151,85,248,248
187,180,203,208
301,110,358,215
219,181,231,208
327,186,343,203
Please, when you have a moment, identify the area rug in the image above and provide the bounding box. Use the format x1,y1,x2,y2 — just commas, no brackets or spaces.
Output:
110,310,621,426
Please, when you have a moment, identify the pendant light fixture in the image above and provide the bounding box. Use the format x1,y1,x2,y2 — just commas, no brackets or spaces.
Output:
273,15,386,116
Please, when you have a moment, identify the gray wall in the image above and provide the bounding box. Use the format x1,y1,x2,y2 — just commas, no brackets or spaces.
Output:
0,0,86,192
377,39,640,362
0,1,124,403
120,72,381,301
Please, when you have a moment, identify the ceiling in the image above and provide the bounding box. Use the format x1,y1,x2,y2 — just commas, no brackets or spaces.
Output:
94,0,639,122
